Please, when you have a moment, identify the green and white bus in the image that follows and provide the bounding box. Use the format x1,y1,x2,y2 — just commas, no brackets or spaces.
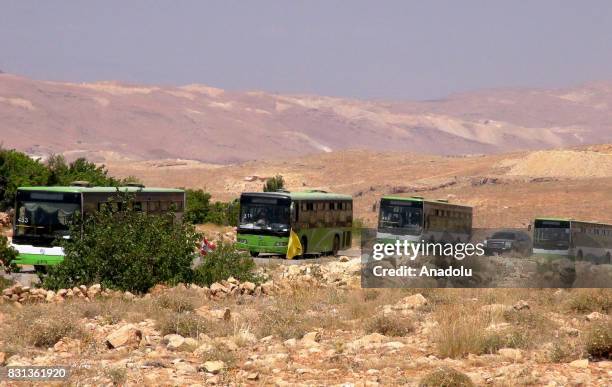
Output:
532,217,612,264
376,196,472,244
11,185,185,267
236,191,353,258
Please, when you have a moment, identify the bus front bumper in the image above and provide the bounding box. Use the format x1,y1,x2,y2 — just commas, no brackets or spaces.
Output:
236,234,289,255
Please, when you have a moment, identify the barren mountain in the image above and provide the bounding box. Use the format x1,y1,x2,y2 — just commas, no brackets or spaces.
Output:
1,73,611,163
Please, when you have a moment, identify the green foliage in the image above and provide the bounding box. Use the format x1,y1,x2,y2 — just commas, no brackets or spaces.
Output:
0,148,140,210
43,194,200,293
0,234,18,273
0,148,49,209
185,189,212,223
193,241,260,286
46,155,122,186
185,189,237,226
263,174,285,192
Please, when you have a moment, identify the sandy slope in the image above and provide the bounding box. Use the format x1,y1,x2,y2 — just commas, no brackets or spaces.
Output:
106,145,612,229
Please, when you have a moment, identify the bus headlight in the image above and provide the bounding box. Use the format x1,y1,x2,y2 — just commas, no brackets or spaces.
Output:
275,241,288,247
238,238,248,244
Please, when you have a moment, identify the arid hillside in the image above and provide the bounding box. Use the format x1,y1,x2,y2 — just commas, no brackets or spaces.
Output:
107,145,612,229
2,73,612,163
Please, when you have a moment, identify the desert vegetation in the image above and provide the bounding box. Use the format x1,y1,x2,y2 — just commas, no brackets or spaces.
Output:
1,254,610,385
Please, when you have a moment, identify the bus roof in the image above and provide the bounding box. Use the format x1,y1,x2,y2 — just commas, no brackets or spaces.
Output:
381,195,472,208
241,190,352,201
534,217,572,222
535,217,612,227
17,186,184,194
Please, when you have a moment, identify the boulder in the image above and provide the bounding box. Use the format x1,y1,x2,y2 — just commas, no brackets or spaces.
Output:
240,281,256,292
106,324,143,349
569,359,589,368
397,293,428,310
513,300,530,310
163,334,186,350
301,331,321,344
201,360,225,374
585,312,605,321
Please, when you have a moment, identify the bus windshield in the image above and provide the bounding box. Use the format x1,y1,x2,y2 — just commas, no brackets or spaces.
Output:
13,191,81,246
378,200,423,236
239,197,291,233
533,220,570,250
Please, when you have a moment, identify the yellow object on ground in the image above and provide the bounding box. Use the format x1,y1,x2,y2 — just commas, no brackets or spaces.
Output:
286,229,302,259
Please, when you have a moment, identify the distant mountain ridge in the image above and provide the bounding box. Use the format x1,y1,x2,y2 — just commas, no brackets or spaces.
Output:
1,73,611,163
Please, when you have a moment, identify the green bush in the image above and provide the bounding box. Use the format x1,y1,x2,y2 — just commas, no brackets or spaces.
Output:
46,155,123,187
0,234,18,273
184,189,237,225
193,241,260,286
0,149,140,211
0,148,49,210
263,175,285,192
43,194,200,293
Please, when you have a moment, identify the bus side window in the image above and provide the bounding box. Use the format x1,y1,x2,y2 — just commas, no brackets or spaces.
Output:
133,202,143,211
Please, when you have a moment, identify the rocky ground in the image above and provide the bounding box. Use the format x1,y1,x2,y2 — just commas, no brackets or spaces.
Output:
0,257,610,386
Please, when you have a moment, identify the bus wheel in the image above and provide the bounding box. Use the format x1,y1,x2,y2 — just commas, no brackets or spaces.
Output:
576,250,583,261
249,251,259,257
606,252,611,265
332,235,340,256
299,237,308,259
34,265,47,274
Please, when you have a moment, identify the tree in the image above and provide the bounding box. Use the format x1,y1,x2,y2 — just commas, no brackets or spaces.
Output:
46,155,122,186
43,194,200,293
184,189,238,226
0,148,49,210
263,175,285,192
184,189,213,224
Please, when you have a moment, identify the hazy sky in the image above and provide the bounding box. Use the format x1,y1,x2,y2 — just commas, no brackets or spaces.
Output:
1,1,612,100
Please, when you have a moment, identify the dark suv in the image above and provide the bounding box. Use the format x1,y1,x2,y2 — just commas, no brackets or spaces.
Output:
483,230,532,257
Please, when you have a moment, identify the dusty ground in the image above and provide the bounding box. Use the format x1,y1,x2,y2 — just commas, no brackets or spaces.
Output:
1,145,610,385
0,259,610,386
107,144,612,228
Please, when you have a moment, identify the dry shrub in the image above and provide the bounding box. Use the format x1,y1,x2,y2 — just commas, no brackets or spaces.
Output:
419,367,474,387
433,302,543,358
585,321,611,360
196,344,237,369
547,339,583,363
156,312,210,338
253,287,320,340
365,314,414,336
154,289,197,313
4,303,88,348
565,289,612,314
103,366,127,386
434,303,491,358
